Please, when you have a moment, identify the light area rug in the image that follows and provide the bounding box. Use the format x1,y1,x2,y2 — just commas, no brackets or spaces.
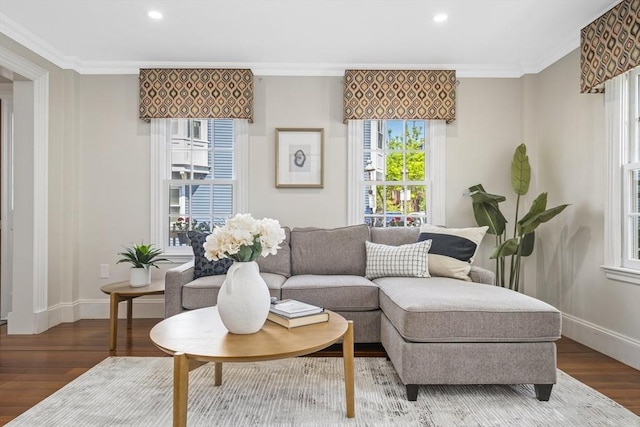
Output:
7,357,639,427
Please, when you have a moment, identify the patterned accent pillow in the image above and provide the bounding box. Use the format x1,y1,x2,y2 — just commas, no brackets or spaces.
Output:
365,240,431,280
188,231,233,280
416,224,488,281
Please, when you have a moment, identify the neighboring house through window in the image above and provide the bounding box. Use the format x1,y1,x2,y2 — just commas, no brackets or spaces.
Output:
603,66,640,283
151,118,248,260
348,119,446,227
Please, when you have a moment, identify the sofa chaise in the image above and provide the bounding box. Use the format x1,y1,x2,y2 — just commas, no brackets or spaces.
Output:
164,224,561,401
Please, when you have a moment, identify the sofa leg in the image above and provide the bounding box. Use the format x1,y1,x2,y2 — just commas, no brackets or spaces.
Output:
406,384,418,401
534,384,553,401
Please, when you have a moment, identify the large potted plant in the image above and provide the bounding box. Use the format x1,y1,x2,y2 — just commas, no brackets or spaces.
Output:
117,242,168,287
468,144,569,292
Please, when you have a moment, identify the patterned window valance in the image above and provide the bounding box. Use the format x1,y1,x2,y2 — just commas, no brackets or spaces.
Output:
139,68,254,122
343,69,456,123
581,0,640,94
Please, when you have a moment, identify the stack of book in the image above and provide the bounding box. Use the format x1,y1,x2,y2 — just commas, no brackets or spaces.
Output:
267,299,329,328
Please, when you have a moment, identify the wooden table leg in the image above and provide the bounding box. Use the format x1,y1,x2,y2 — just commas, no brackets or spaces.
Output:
126,298,133,330
214,362,223,386
173,353,190,427
109,293,119,351
343,320,355,418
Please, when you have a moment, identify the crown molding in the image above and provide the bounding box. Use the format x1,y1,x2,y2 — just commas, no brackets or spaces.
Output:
0,3,614,79
0,12,539,78
521,35,580,75
0,13,78,70
25,58,530,79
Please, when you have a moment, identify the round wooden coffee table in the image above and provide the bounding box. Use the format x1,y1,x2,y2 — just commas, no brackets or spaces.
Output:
150,306,354,427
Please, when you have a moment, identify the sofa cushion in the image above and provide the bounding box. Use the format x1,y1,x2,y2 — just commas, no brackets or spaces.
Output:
336,310,382,343
417,224,488,281
370,226,421,246
182,272,285,310
376,277,561,343
290,225,370,276
188,231,233,279
281,275,378,311
365,240,431,280
256,226,291,277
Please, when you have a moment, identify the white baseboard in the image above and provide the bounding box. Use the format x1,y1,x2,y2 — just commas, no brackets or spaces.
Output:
46,297,165,329
6,309,50,334
562,312,640,370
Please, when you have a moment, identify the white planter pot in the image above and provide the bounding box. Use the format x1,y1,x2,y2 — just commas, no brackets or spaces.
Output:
217,261,270,334
129,267,151,287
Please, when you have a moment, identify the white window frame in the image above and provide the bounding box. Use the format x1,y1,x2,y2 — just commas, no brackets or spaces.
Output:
603,67,640,284
623,162,640,270
347,119,445,226
150,118,249,263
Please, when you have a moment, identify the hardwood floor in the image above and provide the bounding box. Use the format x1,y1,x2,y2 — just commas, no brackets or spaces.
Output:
1,318,639,424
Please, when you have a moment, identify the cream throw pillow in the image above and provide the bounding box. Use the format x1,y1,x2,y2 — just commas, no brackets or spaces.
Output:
416,224,488,281
365,240,432,280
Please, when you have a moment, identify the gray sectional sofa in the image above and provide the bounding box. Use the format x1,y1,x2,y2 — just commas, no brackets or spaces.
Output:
164,224,562,401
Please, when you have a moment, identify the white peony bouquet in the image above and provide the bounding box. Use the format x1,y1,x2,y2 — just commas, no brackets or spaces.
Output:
204,214,286,263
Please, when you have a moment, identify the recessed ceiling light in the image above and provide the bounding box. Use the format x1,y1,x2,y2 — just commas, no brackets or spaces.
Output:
433,14,448,23
148,10,163,20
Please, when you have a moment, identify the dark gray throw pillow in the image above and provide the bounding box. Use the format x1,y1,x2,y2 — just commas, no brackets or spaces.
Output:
416,232,477,262
188,231,233,279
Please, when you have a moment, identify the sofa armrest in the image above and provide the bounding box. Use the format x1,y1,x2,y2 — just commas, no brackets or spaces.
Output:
164,260,195,318
469,265,495,285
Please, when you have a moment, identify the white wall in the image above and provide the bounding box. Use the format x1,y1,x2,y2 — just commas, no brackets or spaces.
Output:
527,49,640,368
77,75,154,301
445,78,524,272
70,73,526,317
248,76,348,227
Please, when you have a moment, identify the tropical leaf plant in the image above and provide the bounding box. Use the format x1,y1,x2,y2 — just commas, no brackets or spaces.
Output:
468,144,569,291
117,242,168,269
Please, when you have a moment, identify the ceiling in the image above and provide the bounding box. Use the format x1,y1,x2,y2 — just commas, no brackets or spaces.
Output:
0,0,620,77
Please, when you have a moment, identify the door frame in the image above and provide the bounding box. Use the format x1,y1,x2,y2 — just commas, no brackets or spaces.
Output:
0,88,13,321
0,46,49,334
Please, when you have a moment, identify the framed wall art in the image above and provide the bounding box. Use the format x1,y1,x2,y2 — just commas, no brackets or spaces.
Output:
275,128,324,188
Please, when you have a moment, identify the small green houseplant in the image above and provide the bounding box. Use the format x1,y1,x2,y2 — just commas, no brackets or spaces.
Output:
468,144,569,292
117,242,168,287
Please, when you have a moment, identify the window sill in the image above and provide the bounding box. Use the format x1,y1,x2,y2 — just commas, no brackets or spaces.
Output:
601,265,640,285
163,253,194,265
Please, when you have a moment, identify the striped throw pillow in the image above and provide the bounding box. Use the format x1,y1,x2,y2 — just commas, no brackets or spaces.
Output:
416,224,488,281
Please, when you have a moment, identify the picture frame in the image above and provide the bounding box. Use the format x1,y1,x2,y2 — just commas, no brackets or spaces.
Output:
275,128,324,188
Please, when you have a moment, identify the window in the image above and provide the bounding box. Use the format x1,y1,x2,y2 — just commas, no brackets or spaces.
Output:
348,119,445,227
603,66,640,283
151,118,248,259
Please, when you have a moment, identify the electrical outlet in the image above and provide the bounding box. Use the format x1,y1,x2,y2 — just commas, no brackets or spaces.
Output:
99,264,110,279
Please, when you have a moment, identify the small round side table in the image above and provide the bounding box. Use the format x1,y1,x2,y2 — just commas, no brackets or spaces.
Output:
100,280,164,351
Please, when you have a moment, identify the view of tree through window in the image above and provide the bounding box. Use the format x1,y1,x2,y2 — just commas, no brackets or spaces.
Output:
363,119,428,227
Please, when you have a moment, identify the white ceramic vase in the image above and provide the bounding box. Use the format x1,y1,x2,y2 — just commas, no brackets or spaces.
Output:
129,267,151,287
217,261,270,334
